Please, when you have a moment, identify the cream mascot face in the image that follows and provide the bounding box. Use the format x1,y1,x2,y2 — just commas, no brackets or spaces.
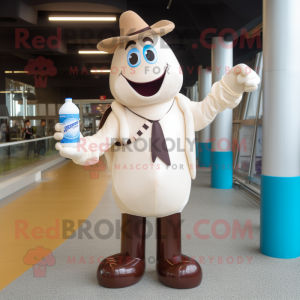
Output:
109,34,183,107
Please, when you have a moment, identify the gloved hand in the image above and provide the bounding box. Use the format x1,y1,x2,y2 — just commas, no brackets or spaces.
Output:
54,123,99,166
223,63,261,95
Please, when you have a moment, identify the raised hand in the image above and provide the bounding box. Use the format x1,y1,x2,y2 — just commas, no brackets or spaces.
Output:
223,63,261,94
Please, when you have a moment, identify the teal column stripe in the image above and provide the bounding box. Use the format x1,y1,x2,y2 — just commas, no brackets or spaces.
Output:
211,151,233,189
198,142,211,167
261,175,300,258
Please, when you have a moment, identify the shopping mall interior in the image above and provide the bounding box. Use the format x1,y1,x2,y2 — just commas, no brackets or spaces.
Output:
1,0,300,299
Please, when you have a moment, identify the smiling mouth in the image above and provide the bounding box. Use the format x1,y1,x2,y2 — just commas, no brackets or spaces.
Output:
121,67,167,97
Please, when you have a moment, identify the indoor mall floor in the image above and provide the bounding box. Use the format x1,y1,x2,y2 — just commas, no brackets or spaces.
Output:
1,161,299,299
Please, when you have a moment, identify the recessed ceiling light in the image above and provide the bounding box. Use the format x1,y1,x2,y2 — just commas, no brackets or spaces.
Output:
78,51,108,54
49,16,116,21
90,70,110,73
5,71,28,73
0,91,23,93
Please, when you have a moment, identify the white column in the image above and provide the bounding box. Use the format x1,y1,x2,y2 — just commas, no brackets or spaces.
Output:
210,37,233,188
260,0,300,258
198,66,212,167
193,83,198,102
188,83,198,102
186,87,190,99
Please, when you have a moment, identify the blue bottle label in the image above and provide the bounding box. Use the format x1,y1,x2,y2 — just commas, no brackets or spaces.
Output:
59,114,80,144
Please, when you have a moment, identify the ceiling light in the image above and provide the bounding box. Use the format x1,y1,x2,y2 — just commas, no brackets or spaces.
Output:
49,16,116,21
91,70,110,73
5,71,28,73
79,51,108,54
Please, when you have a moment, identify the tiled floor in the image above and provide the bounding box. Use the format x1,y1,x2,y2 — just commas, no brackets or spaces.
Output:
1,167,300,299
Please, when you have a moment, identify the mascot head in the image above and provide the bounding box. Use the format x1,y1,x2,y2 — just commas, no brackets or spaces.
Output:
97,11,183,107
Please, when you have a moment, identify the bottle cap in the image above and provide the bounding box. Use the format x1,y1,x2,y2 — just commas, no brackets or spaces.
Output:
65,98,72,102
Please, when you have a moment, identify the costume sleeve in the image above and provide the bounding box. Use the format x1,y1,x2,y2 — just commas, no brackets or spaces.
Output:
72,111,120,165
189,76,243,131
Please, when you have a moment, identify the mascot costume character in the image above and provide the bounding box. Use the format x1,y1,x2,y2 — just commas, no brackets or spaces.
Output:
55,11,260,289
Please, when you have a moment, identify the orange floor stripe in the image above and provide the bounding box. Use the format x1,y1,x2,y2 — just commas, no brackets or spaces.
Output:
0,160,111,291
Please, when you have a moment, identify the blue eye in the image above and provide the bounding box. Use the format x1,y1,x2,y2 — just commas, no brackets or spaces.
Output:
127,48,141,68
143,45,158,64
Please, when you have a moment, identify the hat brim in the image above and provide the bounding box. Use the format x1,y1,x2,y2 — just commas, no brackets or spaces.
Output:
97,20,174,53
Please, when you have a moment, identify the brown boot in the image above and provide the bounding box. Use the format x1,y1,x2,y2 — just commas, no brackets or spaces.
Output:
156,213,202,289
97,214,146,288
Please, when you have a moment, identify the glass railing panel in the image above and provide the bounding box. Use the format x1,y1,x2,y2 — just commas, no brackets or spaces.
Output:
0,147,4,180
248,126,262,186
0,137,58,179
235,125,255,177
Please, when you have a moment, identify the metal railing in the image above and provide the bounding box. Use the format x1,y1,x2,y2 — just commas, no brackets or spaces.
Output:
232,52,263,194
0,136,59,179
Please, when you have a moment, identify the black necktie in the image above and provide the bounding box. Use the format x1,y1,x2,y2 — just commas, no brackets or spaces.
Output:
150,120,171,166
126,101,174,166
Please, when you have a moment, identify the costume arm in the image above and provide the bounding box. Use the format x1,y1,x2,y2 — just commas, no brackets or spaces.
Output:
188,76,243,131
55,111,120,165
76,112,120,165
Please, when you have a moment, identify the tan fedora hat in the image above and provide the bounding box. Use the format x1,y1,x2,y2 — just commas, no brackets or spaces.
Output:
97,10,174,53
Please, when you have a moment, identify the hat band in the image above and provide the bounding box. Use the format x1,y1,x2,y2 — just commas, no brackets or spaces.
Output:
127,26,151,36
